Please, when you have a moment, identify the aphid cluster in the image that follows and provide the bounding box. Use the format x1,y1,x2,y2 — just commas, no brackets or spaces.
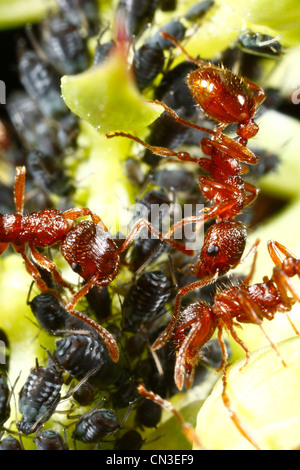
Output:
0,0,298,451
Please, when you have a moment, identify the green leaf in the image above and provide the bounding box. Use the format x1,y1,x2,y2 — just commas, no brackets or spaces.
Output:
195,335,300,450
218,0,300,31
0,0,57,29
61,47,163,135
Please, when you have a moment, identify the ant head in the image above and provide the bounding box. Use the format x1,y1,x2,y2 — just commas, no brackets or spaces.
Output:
193,221,247,278
61,220,120,282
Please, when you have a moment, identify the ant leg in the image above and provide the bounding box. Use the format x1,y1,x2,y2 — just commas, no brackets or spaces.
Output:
239,239,260,284
174,322,200,390
14,166,26,215
118,218,196,256
221,364,261,450
271,268,300,334
160,31,207,68
267,240,298,269
236,289,287,368
217,315,252,370
107,131,197,162
239,238,260,265
163,214,205,240
152,272,219,351
63,208,106,229
30,244,75,293
13,244,48,292
163,200,236,241
268,240,300,274
68,309,119,363
151,100,216,136
64,274,111,311
216,325,229,372
244,181,259,207
154,102,259,165
268,239,300,304
108,123,256,169
137,383,202,449
64,274,120,363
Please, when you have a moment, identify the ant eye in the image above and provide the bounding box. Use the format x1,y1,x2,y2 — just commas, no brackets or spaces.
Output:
207,245,219,256
71,262,81,274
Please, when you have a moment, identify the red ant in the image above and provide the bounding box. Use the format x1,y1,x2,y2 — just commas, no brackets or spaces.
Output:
168,240,300,390
107,32,266,347
166,240,300,449
0,166,190,362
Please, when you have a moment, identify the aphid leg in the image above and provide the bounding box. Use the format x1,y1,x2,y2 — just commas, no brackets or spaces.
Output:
152,272,219,351
221,364,261,450
236,289,287,368
67,396,107,421
30,244,75,293
137,384,203,449
62,365,103,400
14,166,26,215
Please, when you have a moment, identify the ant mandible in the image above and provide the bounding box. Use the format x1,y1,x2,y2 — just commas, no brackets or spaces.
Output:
107,32,265,346
0,166,189,362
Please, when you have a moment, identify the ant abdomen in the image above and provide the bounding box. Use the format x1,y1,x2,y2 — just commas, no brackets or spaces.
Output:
187,66,263,134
